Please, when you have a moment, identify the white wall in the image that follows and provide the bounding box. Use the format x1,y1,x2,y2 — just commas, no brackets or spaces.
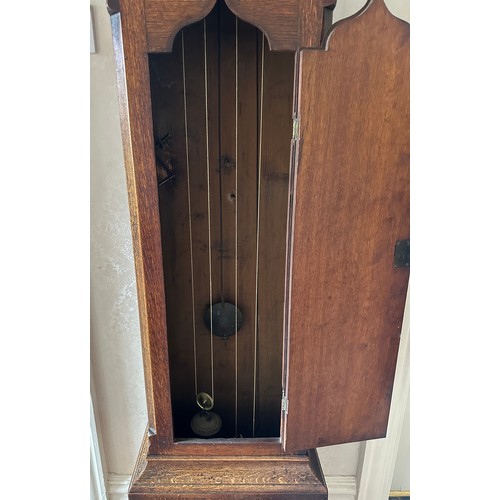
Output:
90,0,409,493
333,0,409,24
90,0,147,476
391,392,410,491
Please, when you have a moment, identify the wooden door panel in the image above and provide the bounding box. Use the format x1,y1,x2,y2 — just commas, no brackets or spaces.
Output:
284,0,410,453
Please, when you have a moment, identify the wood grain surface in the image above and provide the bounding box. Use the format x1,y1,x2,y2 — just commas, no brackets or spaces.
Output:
129,451,327,498
284,0,410,452
225,0,335,50
144,0,335,52
110,5,173,453
256,41,295,437
146,0,216,52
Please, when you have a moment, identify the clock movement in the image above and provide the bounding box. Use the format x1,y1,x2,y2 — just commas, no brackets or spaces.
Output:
108,0,409,497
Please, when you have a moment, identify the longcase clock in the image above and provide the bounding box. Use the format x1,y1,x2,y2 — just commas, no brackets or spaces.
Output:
108,0,409,497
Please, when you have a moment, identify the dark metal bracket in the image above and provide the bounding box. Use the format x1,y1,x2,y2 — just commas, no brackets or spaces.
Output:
394,239,410,268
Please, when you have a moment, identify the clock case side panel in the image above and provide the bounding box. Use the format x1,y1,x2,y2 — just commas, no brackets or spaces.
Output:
110,4,173,453
283,0,410,453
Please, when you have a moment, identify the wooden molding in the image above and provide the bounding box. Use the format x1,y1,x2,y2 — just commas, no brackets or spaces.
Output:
129,451,327,498
128,430,327,497
108,474,356,500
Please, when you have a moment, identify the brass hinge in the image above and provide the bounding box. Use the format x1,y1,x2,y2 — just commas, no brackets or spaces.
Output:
281,396,289,414
292,117,300,141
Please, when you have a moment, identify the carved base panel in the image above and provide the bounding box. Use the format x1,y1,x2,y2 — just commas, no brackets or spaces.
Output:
129,452,328,499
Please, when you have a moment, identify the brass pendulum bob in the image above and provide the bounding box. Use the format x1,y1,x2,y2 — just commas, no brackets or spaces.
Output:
204,301,243,340
190,392,222,438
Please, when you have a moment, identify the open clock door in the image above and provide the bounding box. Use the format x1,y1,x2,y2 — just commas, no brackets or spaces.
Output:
283,0,410,453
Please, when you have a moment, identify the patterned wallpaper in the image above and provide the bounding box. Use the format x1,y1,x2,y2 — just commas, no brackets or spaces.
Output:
90,0,147,474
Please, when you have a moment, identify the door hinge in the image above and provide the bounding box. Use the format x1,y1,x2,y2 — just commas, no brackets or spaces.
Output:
281,396,289,414
292,117,300,141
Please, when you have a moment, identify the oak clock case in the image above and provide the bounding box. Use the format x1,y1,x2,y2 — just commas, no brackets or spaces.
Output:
108,0,409,498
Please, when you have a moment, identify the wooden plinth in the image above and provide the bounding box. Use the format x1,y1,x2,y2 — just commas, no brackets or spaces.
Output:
129,451,328,499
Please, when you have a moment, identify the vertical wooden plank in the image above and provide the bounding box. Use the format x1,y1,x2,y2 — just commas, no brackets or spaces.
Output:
210,1,237,437
256,42,295,437
150,37,195,438
182,18,216,434
233,17,259,438
218,2,237,306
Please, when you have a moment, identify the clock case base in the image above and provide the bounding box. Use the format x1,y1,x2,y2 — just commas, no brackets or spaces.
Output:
129,433,327,499
129,457,327,499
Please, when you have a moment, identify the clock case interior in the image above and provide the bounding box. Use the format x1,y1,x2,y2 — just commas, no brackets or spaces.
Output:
150,0,298,441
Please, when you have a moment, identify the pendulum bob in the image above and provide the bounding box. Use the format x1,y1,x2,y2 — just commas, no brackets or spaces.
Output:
191,391,222,437
204,301,243,339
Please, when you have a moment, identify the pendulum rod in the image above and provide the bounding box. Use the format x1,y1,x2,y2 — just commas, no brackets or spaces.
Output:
181,30,198,399
204,18,215,403
234,16,239,437
252,32,265,438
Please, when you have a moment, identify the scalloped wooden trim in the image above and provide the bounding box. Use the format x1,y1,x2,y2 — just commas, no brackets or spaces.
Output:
322,0,372,49
225,0,335,50
144,0,336,53
224,0,297,51
322,0,408,51
145,0,217,53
